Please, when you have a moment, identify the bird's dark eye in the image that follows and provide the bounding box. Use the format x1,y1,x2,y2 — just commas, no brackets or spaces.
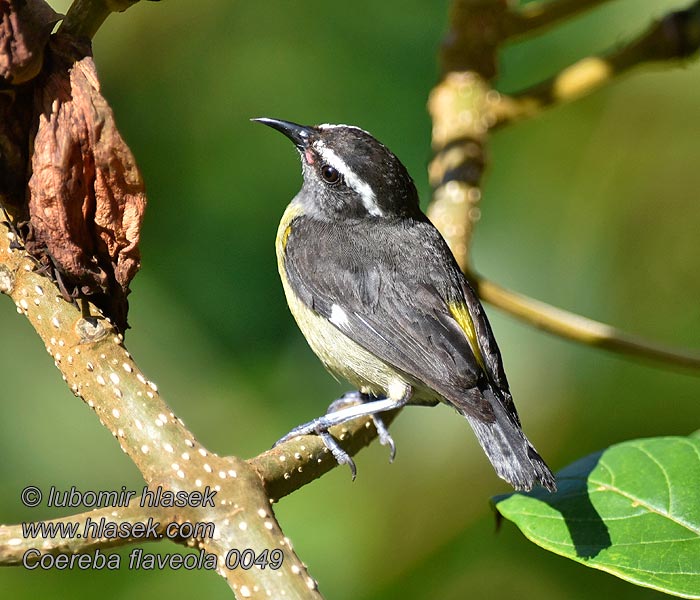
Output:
320,163,341,185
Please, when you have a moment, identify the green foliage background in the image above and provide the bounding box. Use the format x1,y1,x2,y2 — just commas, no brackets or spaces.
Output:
1,0,698,598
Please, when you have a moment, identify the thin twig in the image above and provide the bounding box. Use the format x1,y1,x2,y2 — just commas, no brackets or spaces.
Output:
494,1,700,127
505,0,616,41
470,272,700,372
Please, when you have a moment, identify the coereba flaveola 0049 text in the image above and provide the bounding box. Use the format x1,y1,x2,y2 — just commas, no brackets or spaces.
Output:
254,117,556,492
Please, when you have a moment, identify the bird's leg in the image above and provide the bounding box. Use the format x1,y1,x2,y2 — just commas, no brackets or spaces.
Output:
325,390,365,413
325,391,396,461
274,389,409,479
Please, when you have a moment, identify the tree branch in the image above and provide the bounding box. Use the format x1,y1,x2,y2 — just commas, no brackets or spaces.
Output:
58,0,141,39
249,410,400,503
427,0,506,269
0,503,164,565
3,1,697,596
494,1,700,127
0,223,324,598
0,211,404,593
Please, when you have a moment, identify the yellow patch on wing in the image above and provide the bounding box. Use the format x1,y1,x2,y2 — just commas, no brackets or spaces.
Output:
448,302,485,370
282,224,293,250
276,201,304,259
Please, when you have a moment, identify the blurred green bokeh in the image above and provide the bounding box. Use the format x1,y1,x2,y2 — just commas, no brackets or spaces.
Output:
1,1,698,598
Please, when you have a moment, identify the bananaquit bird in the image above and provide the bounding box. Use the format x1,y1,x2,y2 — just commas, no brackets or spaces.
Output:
255,117,556,492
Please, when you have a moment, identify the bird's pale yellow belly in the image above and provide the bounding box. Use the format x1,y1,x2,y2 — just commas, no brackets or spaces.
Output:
275,202,414,402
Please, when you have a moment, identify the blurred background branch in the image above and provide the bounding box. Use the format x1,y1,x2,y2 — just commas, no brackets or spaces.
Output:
505,0,616,40
428,0,700,372
470,272,700,370
495,1,700,127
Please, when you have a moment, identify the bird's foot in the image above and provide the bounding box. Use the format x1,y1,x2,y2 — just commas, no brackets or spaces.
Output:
274,391,403,479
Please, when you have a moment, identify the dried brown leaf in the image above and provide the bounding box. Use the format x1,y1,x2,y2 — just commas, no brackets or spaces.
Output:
26,34,146,332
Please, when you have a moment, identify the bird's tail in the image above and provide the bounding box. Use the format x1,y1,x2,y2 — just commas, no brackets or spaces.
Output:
461,389,557,492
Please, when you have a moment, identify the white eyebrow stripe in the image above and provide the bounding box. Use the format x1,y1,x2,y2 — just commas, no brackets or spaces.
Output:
318,123,368,134
315,142,383,217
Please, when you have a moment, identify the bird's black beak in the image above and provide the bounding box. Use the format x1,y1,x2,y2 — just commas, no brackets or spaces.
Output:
252,118,314,150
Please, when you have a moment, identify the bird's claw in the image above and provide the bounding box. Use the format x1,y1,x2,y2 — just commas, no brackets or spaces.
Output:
371,413,396,462
319,432,357,480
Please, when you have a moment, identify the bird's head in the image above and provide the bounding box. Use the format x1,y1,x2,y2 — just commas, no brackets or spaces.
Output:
254,118,420,220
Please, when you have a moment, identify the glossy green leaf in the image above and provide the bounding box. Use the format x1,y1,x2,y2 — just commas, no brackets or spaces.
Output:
493,436,700,598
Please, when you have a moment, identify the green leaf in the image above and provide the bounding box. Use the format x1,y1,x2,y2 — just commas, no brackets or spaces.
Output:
493,436,700,598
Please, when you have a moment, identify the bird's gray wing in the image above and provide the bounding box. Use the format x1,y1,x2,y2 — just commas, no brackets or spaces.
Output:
284,215,502,420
